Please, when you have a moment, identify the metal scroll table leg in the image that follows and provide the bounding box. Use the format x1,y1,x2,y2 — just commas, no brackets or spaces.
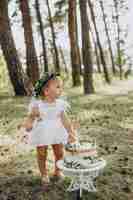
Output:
67,174,97,198
76,189,81,200
67,177,80,192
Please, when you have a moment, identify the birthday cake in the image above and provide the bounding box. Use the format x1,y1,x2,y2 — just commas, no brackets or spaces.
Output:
63,155,103,169
65,141,97,156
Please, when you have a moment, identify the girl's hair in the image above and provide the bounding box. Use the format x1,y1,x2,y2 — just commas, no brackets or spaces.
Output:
24,79,34,96
34,73,60,97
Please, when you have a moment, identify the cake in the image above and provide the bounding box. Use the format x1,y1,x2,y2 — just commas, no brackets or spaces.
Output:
65,141,97,156
63,155,103,169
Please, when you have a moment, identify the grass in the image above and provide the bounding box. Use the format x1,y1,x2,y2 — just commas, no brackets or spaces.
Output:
0,77,133,199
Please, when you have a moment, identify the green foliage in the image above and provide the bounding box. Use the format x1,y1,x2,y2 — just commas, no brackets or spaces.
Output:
53,0,68,23
114,49,126,67
54,0,67,9
0,55,13,94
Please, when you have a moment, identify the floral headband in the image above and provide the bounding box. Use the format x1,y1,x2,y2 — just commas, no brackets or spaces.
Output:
33,73,60,97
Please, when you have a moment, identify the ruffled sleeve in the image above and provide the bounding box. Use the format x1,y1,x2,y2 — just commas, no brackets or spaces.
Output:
28,98,40,114
57,99,71,113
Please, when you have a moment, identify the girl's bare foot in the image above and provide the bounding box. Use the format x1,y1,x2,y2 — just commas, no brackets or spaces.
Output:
41,175,50,185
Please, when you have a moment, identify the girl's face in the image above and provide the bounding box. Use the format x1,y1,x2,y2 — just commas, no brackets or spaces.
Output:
56,79,63,97
43,79,63,99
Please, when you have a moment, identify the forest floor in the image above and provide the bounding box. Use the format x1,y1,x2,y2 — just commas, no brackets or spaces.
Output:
0,77,133,200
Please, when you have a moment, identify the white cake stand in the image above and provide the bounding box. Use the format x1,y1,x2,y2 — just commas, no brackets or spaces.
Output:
57,158,106,197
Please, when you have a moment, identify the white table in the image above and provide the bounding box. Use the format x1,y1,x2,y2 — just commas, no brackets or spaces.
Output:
57,158,106,197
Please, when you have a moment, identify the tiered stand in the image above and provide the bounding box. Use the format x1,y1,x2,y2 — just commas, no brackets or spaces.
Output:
57,141,106,199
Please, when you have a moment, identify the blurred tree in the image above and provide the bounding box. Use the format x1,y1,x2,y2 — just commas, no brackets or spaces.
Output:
54,0,67,23
88,19,101,73
59,46,68,74
88,0,111,84
19,0,39,85
99,0,116,75
112,0,128,79
68,0,81,86
35,0,49,73
0,0,26,95
113,0,122,78
45,0,60,73
79,0,94,94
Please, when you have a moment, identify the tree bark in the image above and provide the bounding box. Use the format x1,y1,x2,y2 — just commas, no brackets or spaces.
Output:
68,0,81,86
46,0,60,73
88,0,111,84
0,0,26,96
113,0,122,79
88,19,101,73
75,2,82,75
59,46,68,74
35,0,49,73
79,0,94,94
20,0,39,85
100,0,116,75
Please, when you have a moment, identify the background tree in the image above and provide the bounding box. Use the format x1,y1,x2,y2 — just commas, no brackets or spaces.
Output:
88,19,101,73
68,0,81,86
45,0,60,73
19,0,39,85
75,1,82,75
0,0,26,96
88,0,111,84
99,0,116,75
59,46,68,74
79,0,94,94
35,0,49,73
112,0,128,79
113,0,122,79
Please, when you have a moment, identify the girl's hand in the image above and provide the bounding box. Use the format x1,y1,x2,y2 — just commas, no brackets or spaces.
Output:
68,132,77,143
72,120,80,129
21,134,29,144
18,127,30,144
17,118,33,131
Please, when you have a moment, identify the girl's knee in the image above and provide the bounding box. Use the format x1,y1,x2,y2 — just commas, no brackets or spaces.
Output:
52,144,64,160
37,146,48,157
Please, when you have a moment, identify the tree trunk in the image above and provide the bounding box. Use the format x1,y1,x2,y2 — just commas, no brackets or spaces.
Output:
79,0,94,94
68,0,81,86
0,0,26,96
93,40,101,73
75,2,82,75
20,0,39,85
59,46,68,74
88,0,111,84
113,0,122,79
46,0,60,73
88,19,101,73
35,0,49,73
100,0,116,75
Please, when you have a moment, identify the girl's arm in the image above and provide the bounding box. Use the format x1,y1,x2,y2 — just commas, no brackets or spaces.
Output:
18,107,40,131
60,112,79,143
17,104,41,144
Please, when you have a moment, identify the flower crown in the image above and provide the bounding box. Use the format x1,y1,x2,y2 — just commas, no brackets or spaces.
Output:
33,73,60,97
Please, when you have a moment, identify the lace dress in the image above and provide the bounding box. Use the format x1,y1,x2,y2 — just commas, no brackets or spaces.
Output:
28,99,69,147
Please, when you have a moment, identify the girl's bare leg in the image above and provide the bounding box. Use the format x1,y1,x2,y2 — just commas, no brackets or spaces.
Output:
52,144,64,176
36,146,48,177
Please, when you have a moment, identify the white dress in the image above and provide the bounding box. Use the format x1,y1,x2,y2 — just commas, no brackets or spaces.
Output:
28,99,70,147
